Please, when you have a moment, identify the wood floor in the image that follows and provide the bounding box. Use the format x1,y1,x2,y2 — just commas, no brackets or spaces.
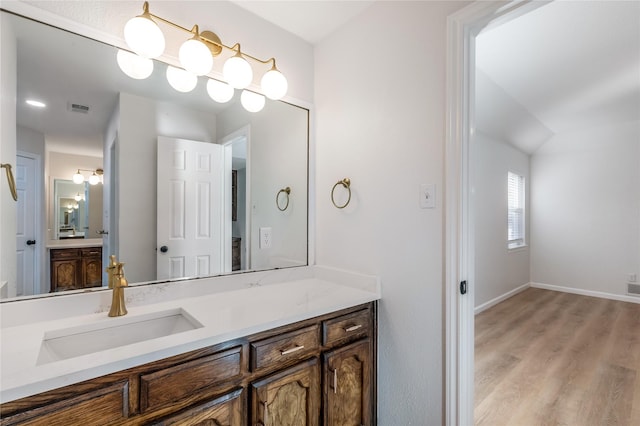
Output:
475,288,640,426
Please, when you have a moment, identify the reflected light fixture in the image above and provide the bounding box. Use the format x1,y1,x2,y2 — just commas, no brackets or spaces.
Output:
74,193,83,202
206,79,234,103
26,99,46,108
121,1,288,109
166,66,198,92
72,168,103,185
117,49,153,79
240,90,265,113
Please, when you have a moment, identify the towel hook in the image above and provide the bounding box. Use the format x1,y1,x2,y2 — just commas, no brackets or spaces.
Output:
331,178,351,209
1,164,17,201
276,187,291,211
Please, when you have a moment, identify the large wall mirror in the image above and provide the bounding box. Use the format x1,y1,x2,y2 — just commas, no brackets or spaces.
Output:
1,10,308,300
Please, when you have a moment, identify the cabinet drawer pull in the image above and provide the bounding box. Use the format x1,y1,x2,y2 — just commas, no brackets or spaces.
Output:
263,401,268,425
280,345,304,356
344,324,362,332
333,368,338,394
87,251,100,255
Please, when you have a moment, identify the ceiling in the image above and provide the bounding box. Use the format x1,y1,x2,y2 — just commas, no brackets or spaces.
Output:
229,1,375,44
475,0,640,154
12,1,639,158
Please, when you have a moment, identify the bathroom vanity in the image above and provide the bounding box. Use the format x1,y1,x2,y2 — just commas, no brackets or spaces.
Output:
0,267,380,425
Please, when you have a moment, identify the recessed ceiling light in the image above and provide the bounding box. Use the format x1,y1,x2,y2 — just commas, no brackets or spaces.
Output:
26,99,46,108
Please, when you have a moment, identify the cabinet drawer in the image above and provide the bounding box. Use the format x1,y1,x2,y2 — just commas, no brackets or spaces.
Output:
0,381,128,425
140,346,242,414
251,324,320,371
50,248,81,260
81,247,102,258
152,388,244,426
323,308,371,346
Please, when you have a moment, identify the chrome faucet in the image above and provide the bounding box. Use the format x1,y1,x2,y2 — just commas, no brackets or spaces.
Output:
107,255,128,317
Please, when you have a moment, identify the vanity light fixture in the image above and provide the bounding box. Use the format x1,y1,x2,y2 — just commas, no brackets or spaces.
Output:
72,168,103,185
121,1,286,110
74,193,83,202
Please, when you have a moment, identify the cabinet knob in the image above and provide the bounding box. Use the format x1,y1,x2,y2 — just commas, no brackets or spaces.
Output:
160,246,168,253
26,240,36,246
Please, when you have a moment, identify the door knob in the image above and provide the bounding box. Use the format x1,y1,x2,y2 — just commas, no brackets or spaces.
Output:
160,246,168,253
26,240,36,246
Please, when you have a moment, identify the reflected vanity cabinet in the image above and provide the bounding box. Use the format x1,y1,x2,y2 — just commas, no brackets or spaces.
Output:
0,302,377,426
49,247,102,292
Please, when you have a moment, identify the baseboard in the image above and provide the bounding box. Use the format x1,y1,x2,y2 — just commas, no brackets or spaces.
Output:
475,282,531,315
530,282,640,304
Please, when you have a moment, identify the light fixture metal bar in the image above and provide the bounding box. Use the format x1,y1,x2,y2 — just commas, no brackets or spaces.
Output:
144,3,276,68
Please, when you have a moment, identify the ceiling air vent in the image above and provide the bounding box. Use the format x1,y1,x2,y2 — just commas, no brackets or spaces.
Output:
628,283,640,296
68,102,90,114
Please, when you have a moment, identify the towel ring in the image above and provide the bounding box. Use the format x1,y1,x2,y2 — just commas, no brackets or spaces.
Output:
276,187,291,211
331,178,351,209
1,164,17,201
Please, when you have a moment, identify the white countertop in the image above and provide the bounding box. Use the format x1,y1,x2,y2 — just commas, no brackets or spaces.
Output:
0,266,380,403
46,238,103,249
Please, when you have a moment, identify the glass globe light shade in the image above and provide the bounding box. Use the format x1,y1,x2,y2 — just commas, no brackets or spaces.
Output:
240,90,265,113
89,172,101,185
73,203,79,210
117,50,153,80
166,66,198,93
223,55,253,89
123,15,165,59
179,38,213,76
206,79,234,103
74,193,82,202
72,170,84,184
261,69,288,100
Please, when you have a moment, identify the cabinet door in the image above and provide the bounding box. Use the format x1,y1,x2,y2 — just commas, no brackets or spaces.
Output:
323,339,372,426
50,259,81,292
153,388,244,426
82,256,103,287
251,358,320,426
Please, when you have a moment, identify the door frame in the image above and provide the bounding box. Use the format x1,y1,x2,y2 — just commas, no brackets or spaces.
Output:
444,1,549,424
16,150,43,295
220,125,251,271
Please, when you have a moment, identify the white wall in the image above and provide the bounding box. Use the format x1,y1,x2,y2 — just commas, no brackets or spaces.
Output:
531,120,640,296
315,2,467,424
217,101,308,271
0,12,17,296
117,92,218,283
471,132,530,309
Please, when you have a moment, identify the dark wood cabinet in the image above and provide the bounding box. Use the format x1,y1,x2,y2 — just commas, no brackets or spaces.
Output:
251,359,320,426
0,302,376,426
323,340,372,426
153,388,245,426
50,247,102,292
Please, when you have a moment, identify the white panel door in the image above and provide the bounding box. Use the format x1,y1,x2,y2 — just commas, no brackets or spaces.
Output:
16,154,37,296
157,137,224,280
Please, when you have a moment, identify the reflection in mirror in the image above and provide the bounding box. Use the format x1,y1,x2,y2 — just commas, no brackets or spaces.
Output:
1,10,308,301
53,180,103,240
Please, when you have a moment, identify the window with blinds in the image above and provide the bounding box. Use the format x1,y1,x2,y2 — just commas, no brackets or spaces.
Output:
507,171,525,249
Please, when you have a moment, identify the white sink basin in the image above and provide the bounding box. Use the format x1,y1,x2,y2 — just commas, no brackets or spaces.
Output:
37,308,202,365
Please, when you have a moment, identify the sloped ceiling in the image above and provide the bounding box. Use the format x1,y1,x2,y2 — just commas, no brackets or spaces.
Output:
230,1,375,44
475,0,640,154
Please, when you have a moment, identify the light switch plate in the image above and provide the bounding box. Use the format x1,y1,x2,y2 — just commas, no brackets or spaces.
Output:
420,184,436,209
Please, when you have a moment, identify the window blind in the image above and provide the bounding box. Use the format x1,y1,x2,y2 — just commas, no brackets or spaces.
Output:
508,172,525,248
